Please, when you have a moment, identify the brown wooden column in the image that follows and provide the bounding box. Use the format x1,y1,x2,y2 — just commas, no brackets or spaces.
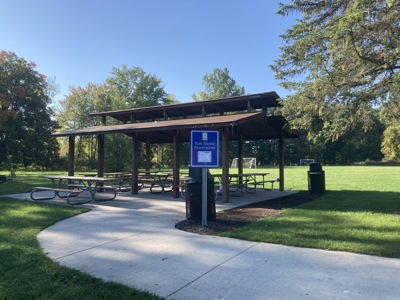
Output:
238,135,243,175
172,131,180,198
131,136,139,195
221,127,230,203
68,136,75,176
98,116,106,178
97,134,105,177
279,132,285,191
145,140,151,171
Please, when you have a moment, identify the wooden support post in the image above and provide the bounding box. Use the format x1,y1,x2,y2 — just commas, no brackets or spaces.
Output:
279,132,285,191
145,140,151,171
247,99,252,112
172,131,180,198
68,136,75,176
238,135,243,186
221,127,230,203
97,134,105,178
238,135,243,175
131,136,139,195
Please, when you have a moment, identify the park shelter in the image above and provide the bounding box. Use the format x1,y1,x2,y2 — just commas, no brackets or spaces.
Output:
53,92,296,202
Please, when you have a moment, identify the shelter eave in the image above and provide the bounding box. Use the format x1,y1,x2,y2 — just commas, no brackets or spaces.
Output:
52,111,297,143
52,112,265,139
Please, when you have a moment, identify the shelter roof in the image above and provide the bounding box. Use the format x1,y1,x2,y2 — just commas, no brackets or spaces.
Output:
53,112,294,143
90,91,281,123
53,92,297,143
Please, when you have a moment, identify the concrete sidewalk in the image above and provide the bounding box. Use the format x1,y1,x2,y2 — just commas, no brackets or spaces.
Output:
5,191,400,299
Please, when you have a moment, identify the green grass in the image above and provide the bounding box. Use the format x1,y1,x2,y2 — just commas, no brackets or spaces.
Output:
1,165,400,298
0,197,163,300
221,166,400,258
0,171,69,195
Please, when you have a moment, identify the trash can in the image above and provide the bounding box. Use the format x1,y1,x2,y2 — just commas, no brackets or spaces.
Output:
308,162,325,194
185,167,216,220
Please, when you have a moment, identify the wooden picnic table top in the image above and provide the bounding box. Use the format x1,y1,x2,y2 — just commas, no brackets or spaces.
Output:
104,172,131,177
212,172,269,178
46,175,118,182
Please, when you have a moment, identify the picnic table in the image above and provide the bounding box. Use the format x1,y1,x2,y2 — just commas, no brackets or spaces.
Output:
212,172,270,196
104,172,131,177
138,171,173,193
104,172,132,192
79,173,98,177
30,175,119,205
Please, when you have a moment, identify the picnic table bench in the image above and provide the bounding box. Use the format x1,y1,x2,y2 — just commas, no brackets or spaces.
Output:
0,175,11,184
30,187,88,205
212,172,275,195
247,178,280,190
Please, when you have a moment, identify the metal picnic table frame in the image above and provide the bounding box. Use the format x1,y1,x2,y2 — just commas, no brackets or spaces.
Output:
45,175,119,202
212,172,270,196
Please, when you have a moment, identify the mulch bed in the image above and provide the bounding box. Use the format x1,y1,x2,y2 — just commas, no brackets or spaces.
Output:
175,192,321,235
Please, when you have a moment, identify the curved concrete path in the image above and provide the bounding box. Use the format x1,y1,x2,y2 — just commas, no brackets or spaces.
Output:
9,191,400,299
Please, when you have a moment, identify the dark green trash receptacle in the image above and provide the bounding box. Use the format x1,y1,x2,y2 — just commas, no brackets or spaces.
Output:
308,162,325,194
185,168,216,220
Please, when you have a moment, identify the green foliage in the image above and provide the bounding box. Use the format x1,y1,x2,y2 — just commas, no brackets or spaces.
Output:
0,51,59,169
272,1,400,147
192,67,245,101
380,100,400,160
56,84,109,170
105,134,133,171
106,65,171,108
152,144,174,169
56,66,173,171
57,84,109,131
0,198,163,299
381,125,400,160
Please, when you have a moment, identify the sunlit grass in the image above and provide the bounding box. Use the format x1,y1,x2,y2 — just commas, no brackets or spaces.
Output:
0,171,69,195
221,165,400,258
2,166,400,259
223,209,400,258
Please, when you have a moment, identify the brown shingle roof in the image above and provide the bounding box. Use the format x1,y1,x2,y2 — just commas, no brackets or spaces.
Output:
53,112,293,143
53,92,297,143
89,92,281,123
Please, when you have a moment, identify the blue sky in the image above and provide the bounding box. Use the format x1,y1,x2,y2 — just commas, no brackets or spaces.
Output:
1,0,296,103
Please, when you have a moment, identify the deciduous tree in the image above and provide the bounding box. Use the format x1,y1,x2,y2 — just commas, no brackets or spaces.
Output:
56,84,110,169
106,65,171,109
0,51,59,169
56,65,173,170
192,68,245,101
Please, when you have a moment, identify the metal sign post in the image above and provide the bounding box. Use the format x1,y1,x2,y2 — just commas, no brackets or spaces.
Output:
190,130,219,227
202,168,208,226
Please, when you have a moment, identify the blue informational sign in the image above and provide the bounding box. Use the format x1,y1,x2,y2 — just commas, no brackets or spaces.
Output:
190,130,219,168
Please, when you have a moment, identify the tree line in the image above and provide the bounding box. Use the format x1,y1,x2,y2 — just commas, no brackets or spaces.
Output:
1,1,399,171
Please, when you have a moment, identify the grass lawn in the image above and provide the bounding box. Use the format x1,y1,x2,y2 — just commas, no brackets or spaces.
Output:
0,171,69,195
0,166,399,298
0,197,163,299
220,166,400,258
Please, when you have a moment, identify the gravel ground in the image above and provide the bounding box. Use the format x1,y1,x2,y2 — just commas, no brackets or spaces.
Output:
175,192,321,235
